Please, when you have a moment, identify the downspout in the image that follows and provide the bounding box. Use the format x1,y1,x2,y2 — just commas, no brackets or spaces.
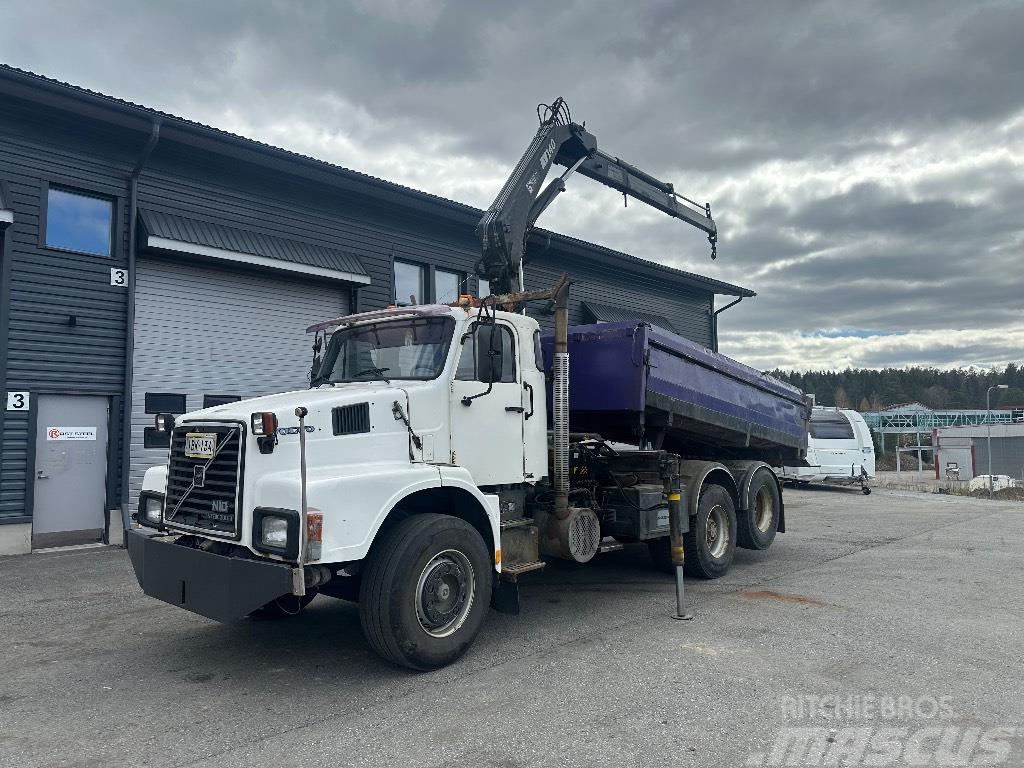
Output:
118,119,162,539
712,295,743,352
552,279,571,519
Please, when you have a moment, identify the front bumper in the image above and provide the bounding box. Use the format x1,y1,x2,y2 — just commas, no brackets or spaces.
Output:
126,529,294,622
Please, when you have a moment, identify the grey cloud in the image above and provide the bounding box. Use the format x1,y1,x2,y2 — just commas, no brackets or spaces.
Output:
2,0,1022,370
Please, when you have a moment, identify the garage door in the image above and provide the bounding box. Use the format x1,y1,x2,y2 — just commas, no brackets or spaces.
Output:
129,258,349,508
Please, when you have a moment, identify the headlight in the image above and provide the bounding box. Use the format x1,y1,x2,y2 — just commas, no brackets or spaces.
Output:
261,516,289,547
137,492,164,528
252,508,299,560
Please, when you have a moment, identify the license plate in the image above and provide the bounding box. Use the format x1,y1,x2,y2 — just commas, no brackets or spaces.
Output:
184,432,217,459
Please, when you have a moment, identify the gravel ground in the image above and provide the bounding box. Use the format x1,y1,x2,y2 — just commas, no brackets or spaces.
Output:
1,486,1022,767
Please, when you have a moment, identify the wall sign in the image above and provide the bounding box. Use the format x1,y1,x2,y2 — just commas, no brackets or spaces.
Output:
6,391,29,411
110,268,128,286
46,427,98,441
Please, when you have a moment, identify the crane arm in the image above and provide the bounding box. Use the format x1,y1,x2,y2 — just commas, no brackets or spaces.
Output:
475,98,717,295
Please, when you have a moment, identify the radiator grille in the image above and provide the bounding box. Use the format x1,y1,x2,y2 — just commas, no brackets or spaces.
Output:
333,403,371,435
165,423,243,538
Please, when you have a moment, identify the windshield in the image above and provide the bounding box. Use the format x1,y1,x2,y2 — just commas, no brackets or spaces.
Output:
317,317,455,384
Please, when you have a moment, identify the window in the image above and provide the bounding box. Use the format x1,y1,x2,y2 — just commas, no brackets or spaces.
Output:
45,187,113,256
145,392,186,414
434,268,462,304
533,330,545,371
456,323,516,383
810,412,855,440
318,317,454,383
204,394,242,408
394,261,425,306
478,277,490,297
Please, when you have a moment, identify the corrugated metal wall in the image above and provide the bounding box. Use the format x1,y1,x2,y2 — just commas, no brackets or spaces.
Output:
0,97,132,523
130,257,348,508
972,437,1024,480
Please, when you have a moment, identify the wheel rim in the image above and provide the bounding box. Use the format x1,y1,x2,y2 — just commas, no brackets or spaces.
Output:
415,549,476,638
705,505,729,559
754,485,774,532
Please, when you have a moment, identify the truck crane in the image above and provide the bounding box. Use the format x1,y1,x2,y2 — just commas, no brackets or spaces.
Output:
126,97,807,671
476,97,718,295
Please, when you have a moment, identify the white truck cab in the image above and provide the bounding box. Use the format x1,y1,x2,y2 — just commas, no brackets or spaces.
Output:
132,303,550,669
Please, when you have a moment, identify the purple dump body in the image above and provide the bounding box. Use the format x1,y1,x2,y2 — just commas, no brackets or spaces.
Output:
542,322,809,461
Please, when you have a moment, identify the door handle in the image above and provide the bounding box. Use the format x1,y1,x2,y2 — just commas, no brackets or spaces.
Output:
505,406,525,413
36,470,49,480
523,382,535,419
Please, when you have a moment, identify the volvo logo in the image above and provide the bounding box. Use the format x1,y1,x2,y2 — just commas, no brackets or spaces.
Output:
193,465,206,488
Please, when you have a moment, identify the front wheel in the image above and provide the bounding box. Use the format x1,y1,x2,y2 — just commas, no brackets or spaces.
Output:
359,514,492,670
683,484,737,579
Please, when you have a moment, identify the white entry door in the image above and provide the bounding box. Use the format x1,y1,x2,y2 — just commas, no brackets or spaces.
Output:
33,395,109,547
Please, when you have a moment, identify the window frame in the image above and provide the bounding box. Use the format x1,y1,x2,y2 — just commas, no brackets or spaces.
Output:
456,321,518,384
392,259,427,307
38,180,120,259
433,267,464,305
809,412,856,440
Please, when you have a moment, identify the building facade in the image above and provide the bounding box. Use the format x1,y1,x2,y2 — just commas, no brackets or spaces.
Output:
933,424,1024,481
0,65,753,554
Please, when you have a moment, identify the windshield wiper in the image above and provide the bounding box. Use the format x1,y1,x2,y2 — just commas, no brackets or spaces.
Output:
353,366,392,383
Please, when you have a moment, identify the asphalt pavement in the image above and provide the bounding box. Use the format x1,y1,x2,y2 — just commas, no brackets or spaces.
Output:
1,486,1022,767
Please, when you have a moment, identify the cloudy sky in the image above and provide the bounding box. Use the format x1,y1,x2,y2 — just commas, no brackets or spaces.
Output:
3,0,1021,371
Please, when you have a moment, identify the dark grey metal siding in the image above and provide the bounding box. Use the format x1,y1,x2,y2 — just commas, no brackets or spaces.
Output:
973,436,1024,479
0,96,133,522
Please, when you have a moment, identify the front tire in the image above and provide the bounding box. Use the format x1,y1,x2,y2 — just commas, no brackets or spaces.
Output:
737,470,780,550
359,514,492,670
683,484,737,579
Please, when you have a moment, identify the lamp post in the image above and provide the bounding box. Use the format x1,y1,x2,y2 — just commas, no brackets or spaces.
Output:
987,384,1008,499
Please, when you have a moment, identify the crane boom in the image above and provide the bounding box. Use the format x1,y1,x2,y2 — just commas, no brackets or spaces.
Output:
475,98,717,294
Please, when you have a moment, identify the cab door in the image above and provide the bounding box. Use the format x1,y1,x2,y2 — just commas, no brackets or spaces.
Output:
450,320,525,486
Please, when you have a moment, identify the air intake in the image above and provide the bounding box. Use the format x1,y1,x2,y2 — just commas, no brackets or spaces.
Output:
332,403,371,435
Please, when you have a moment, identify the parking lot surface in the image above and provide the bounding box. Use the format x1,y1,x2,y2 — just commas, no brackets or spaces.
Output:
1,486,1022,767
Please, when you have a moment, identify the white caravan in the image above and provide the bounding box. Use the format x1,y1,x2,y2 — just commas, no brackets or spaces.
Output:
782,407,874,493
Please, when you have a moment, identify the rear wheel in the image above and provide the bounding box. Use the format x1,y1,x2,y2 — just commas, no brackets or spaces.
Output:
737,470,780,550
683,484,737,579
359,514,491,670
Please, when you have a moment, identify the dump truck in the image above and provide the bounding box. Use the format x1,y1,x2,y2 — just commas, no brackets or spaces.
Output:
126,98,810,669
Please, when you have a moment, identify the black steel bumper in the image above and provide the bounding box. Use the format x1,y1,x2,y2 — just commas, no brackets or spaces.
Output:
126,529,294,622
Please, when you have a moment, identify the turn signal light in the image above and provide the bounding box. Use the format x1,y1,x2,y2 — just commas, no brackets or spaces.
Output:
251,411,278,436
306,510,323,561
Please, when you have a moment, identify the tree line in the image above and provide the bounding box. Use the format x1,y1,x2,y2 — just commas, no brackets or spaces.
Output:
768,364,1024,412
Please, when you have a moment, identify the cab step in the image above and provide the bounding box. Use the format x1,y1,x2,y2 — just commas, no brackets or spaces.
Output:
500,517,534,530
598,539,625,553
499,560,546,582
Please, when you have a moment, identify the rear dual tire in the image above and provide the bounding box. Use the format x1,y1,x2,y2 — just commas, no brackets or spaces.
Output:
736,470,780,550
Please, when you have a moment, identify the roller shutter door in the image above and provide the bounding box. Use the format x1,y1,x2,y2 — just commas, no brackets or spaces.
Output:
129,258,349,507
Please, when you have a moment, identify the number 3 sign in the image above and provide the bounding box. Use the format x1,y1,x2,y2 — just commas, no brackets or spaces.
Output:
6,391,30,411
